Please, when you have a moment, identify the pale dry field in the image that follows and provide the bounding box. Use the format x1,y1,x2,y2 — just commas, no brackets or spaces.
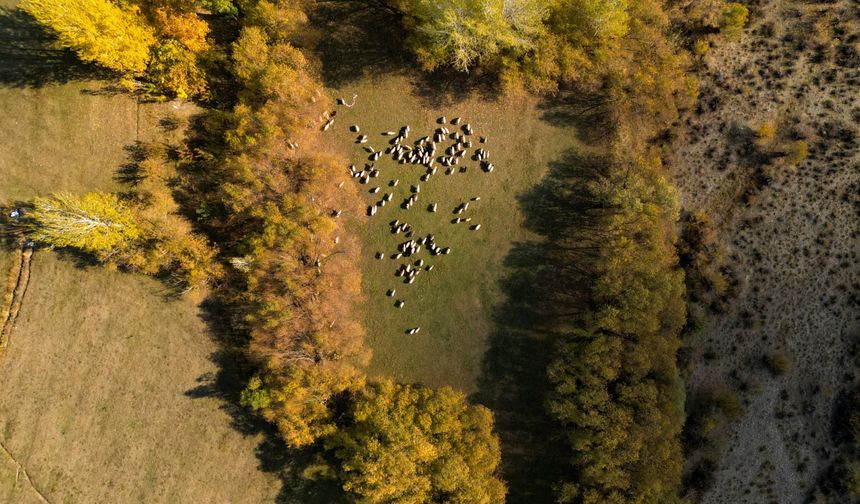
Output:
673,1,860,502
0,1,283,501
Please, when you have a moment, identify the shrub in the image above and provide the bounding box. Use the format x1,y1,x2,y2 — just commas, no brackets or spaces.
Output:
720,3,749,38
763,352,792,376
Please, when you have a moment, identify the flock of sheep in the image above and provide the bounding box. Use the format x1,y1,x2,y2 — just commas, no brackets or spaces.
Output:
325,97,494,335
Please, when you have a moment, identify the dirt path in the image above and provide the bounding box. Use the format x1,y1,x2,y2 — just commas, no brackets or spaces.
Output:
1,245,33,350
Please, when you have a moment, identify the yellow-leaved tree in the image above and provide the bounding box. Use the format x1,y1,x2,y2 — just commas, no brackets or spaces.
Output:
324,380,507,504
20,0,156,73
28,192,142,254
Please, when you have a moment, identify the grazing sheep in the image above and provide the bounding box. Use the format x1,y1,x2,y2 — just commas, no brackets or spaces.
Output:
438,116,446,124
370,152,382,161
429,203,437,212
390,179,399,187
411,185,420,193
479,136,486,143
396,300,405,308
332,209,343,217
387,289,396,297
350,125,360,132
425,265,434,272
471,196,481,201
367,205,377,216
451,117,461,125
406,277,416,285
370,187,381,194
471,224,481,231
415,259,424,267
357,135,368,143
359,176,369,184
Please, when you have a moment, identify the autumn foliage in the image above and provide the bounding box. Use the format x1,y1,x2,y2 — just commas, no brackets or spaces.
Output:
20,0,156,73
21,0,218,98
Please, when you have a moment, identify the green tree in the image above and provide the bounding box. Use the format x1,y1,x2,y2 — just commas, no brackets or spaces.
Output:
325,380,506,504
20,0,156,73
28,192,142,254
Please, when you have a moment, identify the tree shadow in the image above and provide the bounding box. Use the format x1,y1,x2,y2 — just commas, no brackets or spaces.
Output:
183,294,347,503
538,89,614,146
475,150,610,503
309,1,410,89
308,1,503,108
0,7,109,88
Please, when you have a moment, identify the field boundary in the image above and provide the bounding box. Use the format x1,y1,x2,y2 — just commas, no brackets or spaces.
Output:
1,245,33,351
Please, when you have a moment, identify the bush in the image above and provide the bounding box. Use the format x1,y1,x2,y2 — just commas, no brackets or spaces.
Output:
763,352,792,376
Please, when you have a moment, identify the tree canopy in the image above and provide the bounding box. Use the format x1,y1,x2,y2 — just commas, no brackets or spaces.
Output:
20,0,156,73
325,380,507,504
28,192,142,254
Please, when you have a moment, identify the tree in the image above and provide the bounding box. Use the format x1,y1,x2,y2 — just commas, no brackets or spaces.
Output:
28,192,142,254
148,39,208,99
20,0,156,73
389,0,545,72
719,2,748,37
324,380,506,504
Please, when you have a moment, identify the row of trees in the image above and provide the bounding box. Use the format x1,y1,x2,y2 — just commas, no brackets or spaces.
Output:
379,0,744,502
20,0,235,98
177,1,508,500
385,0,746,96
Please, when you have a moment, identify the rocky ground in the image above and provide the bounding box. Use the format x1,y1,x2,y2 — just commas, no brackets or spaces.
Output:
672,1,860,502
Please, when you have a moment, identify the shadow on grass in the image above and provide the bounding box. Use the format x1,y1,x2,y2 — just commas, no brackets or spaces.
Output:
309,1,503,108
184,294,347,504
0,7,108,88
475,151,610,503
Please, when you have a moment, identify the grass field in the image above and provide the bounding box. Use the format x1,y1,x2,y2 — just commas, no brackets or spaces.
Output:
329,75,580,394
0,1,284,501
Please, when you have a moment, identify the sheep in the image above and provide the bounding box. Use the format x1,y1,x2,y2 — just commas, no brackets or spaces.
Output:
383,131,397,136
387,289,396,297
451,117,461,125
359,176,369,184
376,252,385,259
395,300,406,308
370,152,382,161
411,185,420,194
383,193,393,202
332,209,343,217
471,224,481,231
429,203,437,212
367,205,377,216
415,259,424,267
390,179,399,187
370,187,381,194
479,136,487,143
471,196,481,201
357,135,368,143
406,277,416,285
337,181,345,188
425,265,434,272
438,116,447,124
350,125,360,132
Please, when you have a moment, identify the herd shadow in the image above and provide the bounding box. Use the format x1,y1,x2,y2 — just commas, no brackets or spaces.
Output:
0,7,108,88
475,150,610,502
